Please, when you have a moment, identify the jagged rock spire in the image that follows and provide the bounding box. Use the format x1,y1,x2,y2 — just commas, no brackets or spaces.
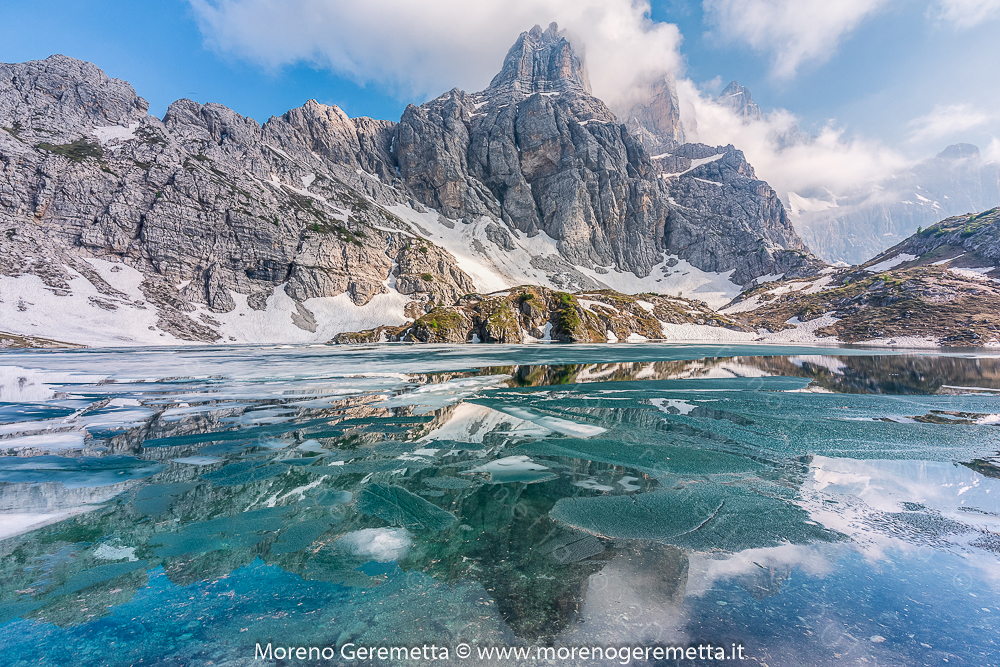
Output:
488,23,591,97
717,81,761,122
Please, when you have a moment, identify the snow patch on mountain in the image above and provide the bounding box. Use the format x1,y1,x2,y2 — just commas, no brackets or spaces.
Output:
759,313,841,344
0,271,170,347
787,192,838,217
576,257,741,309
658,322,757,342
384,203,745,307
189,286,412,345
91,122,140,146
661,153,725,178
948,266,997,280
386,204,558,292
866,254,917,273
0,267,413,347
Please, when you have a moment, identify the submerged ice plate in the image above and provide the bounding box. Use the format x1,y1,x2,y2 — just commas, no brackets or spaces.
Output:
0,345,998,666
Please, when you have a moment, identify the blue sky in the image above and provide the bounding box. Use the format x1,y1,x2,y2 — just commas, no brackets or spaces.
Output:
2,0,998,188
0,0,405,122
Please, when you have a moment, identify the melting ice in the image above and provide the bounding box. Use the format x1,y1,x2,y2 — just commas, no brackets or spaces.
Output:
0,344,998,666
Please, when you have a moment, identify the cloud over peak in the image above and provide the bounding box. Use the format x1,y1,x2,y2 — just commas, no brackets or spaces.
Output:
188,0,683,107
907,103,994,144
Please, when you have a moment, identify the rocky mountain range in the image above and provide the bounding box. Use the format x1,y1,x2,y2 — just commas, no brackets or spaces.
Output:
721,207,1000,347
0,23,824,347
3,22,996,350
793,143,1000,265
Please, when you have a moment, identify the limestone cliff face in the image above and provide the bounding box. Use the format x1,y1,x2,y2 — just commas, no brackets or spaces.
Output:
392,23,820,286
614,75,685,156
0,27,823,347
0,56,470,343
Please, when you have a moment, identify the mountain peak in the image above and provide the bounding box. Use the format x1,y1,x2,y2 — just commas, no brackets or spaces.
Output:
936,143,980,160
717,81,761,122
488,22,591,97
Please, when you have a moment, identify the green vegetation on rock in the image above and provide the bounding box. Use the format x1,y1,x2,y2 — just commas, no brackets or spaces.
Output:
36,138,103,162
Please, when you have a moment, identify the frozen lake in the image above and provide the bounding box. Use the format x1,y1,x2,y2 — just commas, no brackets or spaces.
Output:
0,343,998,665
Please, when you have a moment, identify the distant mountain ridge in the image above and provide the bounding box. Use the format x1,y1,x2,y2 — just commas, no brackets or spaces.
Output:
794,143,1000,265
0,23,822,346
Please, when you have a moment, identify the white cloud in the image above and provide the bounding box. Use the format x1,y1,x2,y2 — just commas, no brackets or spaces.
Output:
933,0,1000,27
677,78,910,200
983,136,1000,163
702,0,889,79
187,0,973,222
188,0,683,107
907,103,994,143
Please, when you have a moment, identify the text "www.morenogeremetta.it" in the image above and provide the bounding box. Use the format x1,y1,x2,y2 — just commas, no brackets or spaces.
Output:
256,642,747,662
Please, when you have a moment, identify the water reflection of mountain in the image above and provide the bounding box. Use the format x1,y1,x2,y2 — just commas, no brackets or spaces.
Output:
1,350,999,658
496,354,1000,394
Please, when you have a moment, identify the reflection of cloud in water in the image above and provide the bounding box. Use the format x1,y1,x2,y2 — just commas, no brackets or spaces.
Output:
494,406,606,437
0,366,108,402
2,345,1000,664
559,542,691,646
789,355,848,375
466,455,555,484
650,398,698,415
797,456,1000,581
686,543,840,599
802,456,1000,536
335,528,412,563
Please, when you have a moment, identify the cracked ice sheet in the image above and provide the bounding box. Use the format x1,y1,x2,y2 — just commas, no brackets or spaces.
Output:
380,375,511,414
417,403,537,443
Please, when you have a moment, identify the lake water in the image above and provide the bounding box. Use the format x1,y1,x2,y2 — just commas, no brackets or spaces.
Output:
0,344,998,666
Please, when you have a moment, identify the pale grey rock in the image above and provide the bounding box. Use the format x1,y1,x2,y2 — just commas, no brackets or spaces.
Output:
614,75,684,156
392,240,478,305
1,30,825,346
717,81,761,122
292,301,318,332
488,22,591,97
0,56,475,343
0,54,148,143
392,23,820,286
